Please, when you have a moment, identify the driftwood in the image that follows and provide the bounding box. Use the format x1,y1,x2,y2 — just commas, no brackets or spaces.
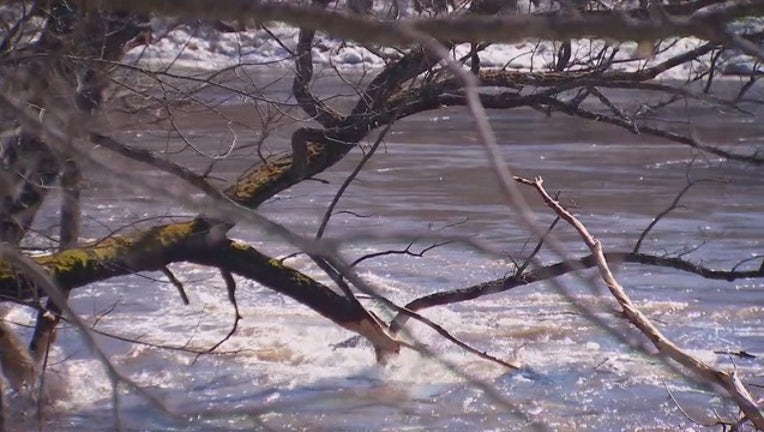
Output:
515,176,764,430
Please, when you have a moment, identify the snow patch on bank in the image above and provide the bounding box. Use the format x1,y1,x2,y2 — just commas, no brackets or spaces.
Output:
123,21,757,79
124,23,387,72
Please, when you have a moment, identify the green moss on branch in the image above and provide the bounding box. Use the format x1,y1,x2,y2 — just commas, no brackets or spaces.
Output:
0,220,212,300
0,222,396,346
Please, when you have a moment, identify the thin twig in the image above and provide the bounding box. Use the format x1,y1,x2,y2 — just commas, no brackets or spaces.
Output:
516,216,560,276
633,178,714,253
162,266,190,305
316,118,394,239
196,269,241,358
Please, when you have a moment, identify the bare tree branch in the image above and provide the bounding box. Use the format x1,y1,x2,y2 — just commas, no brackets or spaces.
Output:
517,175,764,429
390,250,764,333
316,116,393,238
291,0,344,128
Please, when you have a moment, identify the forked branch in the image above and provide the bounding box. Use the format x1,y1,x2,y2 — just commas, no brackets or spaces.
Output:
516,175,764,430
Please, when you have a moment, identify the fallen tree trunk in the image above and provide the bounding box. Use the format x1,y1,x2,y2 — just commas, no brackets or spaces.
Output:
0,218,402,359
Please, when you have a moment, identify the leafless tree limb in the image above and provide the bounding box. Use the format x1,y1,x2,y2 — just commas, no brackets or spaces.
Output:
316,117,393,239
195,269,241,357
390,249,764,334
0,2,761,429
516,175,764,429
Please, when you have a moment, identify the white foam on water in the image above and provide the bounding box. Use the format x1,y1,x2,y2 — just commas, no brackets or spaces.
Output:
2,257,755,431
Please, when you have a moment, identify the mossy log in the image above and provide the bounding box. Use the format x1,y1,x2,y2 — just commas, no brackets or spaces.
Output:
225,128,356,208
0,218,400,357
0,219,204,299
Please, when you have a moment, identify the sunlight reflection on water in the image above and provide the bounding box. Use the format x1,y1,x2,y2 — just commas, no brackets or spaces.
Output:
11,93,764,431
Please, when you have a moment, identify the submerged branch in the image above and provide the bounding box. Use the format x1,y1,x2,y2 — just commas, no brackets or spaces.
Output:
390,250,764,333
544,98,764,165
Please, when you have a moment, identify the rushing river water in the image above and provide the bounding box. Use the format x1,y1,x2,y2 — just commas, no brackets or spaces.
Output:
5,72,764,431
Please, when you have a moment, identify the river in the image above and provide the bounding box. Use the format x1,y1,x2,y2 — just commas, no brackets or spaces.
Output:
6,71,764,431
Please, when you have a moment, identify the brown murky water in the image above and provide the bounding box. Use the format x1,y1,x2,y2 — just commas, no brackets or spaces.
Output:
11,72,764,431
